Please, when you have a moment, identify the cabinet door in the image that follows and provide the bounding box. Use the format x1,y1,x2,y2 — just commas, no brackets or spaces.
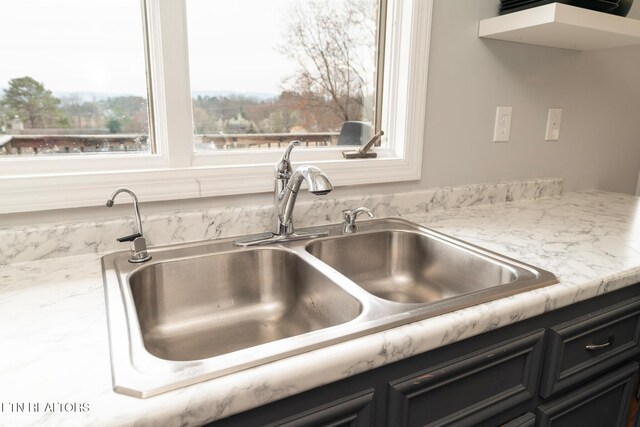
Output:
536,362,638,427
387,330,545,427
502,412,535,427
269,389,375,427
540,297,640,398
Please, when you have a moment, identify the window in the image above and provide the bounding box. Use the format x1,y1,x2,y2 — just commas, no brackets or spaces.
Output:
0,0,432,213
0,0,152,157
186,0,382,152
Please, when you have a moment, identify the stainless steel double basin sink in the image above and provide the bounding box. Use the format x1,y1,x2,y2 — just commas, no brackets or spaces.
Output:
101,218,557,397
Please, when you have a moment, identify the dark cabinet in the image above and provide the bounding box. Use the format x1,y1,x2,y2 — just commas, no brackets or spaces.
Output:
387,331,545,426
271,389,375,427
210,385,377,427
503,412,536,427
536,362,638,426
540,297,640,398
207,284,640,427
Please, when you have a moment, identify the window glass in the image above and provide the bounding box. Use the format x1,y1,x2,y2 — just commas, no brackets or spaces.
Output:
186,0,381,152
0,0,151,156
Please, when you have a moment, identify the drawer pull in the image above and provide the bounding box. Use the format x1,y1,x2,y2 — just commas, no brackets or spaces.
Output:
586,335,614,351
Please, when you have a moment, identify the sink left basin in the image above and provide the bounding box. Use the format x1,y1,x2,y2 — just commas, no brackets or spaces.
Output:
102,241,364,397
130,248,362,362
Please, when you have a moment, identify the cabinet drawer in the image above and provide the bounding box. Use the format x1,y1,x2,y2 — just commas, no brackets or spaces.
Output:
540,297,640,398
269,389,375,427
536,362,638,427
387,330,545,427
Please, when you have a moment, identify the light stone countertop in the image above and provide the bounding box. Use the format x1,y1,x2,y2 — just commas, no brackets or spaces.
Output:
2,190,640,427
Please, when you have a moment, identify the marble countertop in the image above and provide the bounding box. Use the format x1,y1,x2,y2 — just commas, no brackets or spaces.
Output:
2,190,640,426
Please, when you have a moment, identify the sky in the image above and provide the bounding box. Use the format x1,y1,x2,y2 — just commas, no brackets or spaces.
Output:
0,0,304,97
0,0,148,95
187,0,298,95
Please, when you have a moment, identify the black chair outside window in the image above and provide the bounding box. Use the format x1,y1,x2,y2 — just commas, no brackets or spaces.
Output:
337,121,372,146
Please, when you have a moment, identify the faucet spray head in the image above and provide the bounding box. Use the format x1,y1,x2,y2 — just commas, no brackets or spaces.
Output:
106,199,115,207
286,165,334,195
308,174,333,195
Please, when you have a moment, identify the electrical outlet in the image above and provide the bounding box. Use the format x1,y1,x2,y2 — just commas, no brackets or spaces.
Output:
545,108,562,141
493,106,512,142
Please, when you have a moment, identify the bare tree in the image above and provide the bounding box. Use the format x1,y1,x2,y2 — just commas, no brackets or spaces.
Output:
280,0,376,127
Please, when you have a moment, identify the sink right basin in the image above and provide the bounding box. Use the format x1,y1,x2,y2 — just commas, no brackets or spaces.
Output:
306,229,539,304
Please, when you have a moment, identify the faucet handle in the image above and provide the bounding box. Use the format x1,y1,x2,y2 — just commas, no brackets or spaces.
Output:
116,232,142,243
342,207,374,234
275,140,301,178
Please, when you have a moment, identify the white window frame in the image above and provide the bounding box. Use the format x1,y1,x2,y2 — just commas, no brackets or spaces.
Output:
0,0,432,214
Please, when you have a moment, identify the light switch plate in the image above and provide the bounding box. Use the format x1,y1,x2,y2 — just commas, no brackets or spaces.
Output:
493,106,512,142
545,108,562,141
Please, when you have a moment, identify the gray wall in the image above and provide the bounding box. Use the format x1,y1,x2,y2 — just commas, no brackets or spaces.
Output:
421,0,640,194
4,0,640,226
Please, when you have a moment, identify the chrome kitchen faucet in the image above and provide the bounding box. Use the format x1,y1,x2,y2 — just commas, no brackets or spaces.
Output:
234,140,334,247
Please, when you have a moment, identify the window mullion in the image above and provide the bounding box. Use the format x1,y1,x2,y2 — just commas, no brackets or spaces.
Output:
151,0,194,168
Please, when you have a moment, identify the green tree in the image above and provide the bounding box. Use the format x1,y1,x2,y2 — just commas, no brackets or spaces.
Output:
101,96,148,133
0,97,8,133
106,118,123,134
1,76,69,128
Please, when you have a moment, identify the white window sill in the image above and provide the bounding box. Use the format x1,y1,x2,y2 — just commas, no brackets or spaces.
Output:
0,148,421,214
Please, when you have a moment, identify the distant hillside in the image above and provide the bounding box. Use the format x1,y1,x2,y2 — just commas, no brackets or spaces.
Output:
53,91,140,102
58,91,278,102
192,90,277,101
0,88,278,102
